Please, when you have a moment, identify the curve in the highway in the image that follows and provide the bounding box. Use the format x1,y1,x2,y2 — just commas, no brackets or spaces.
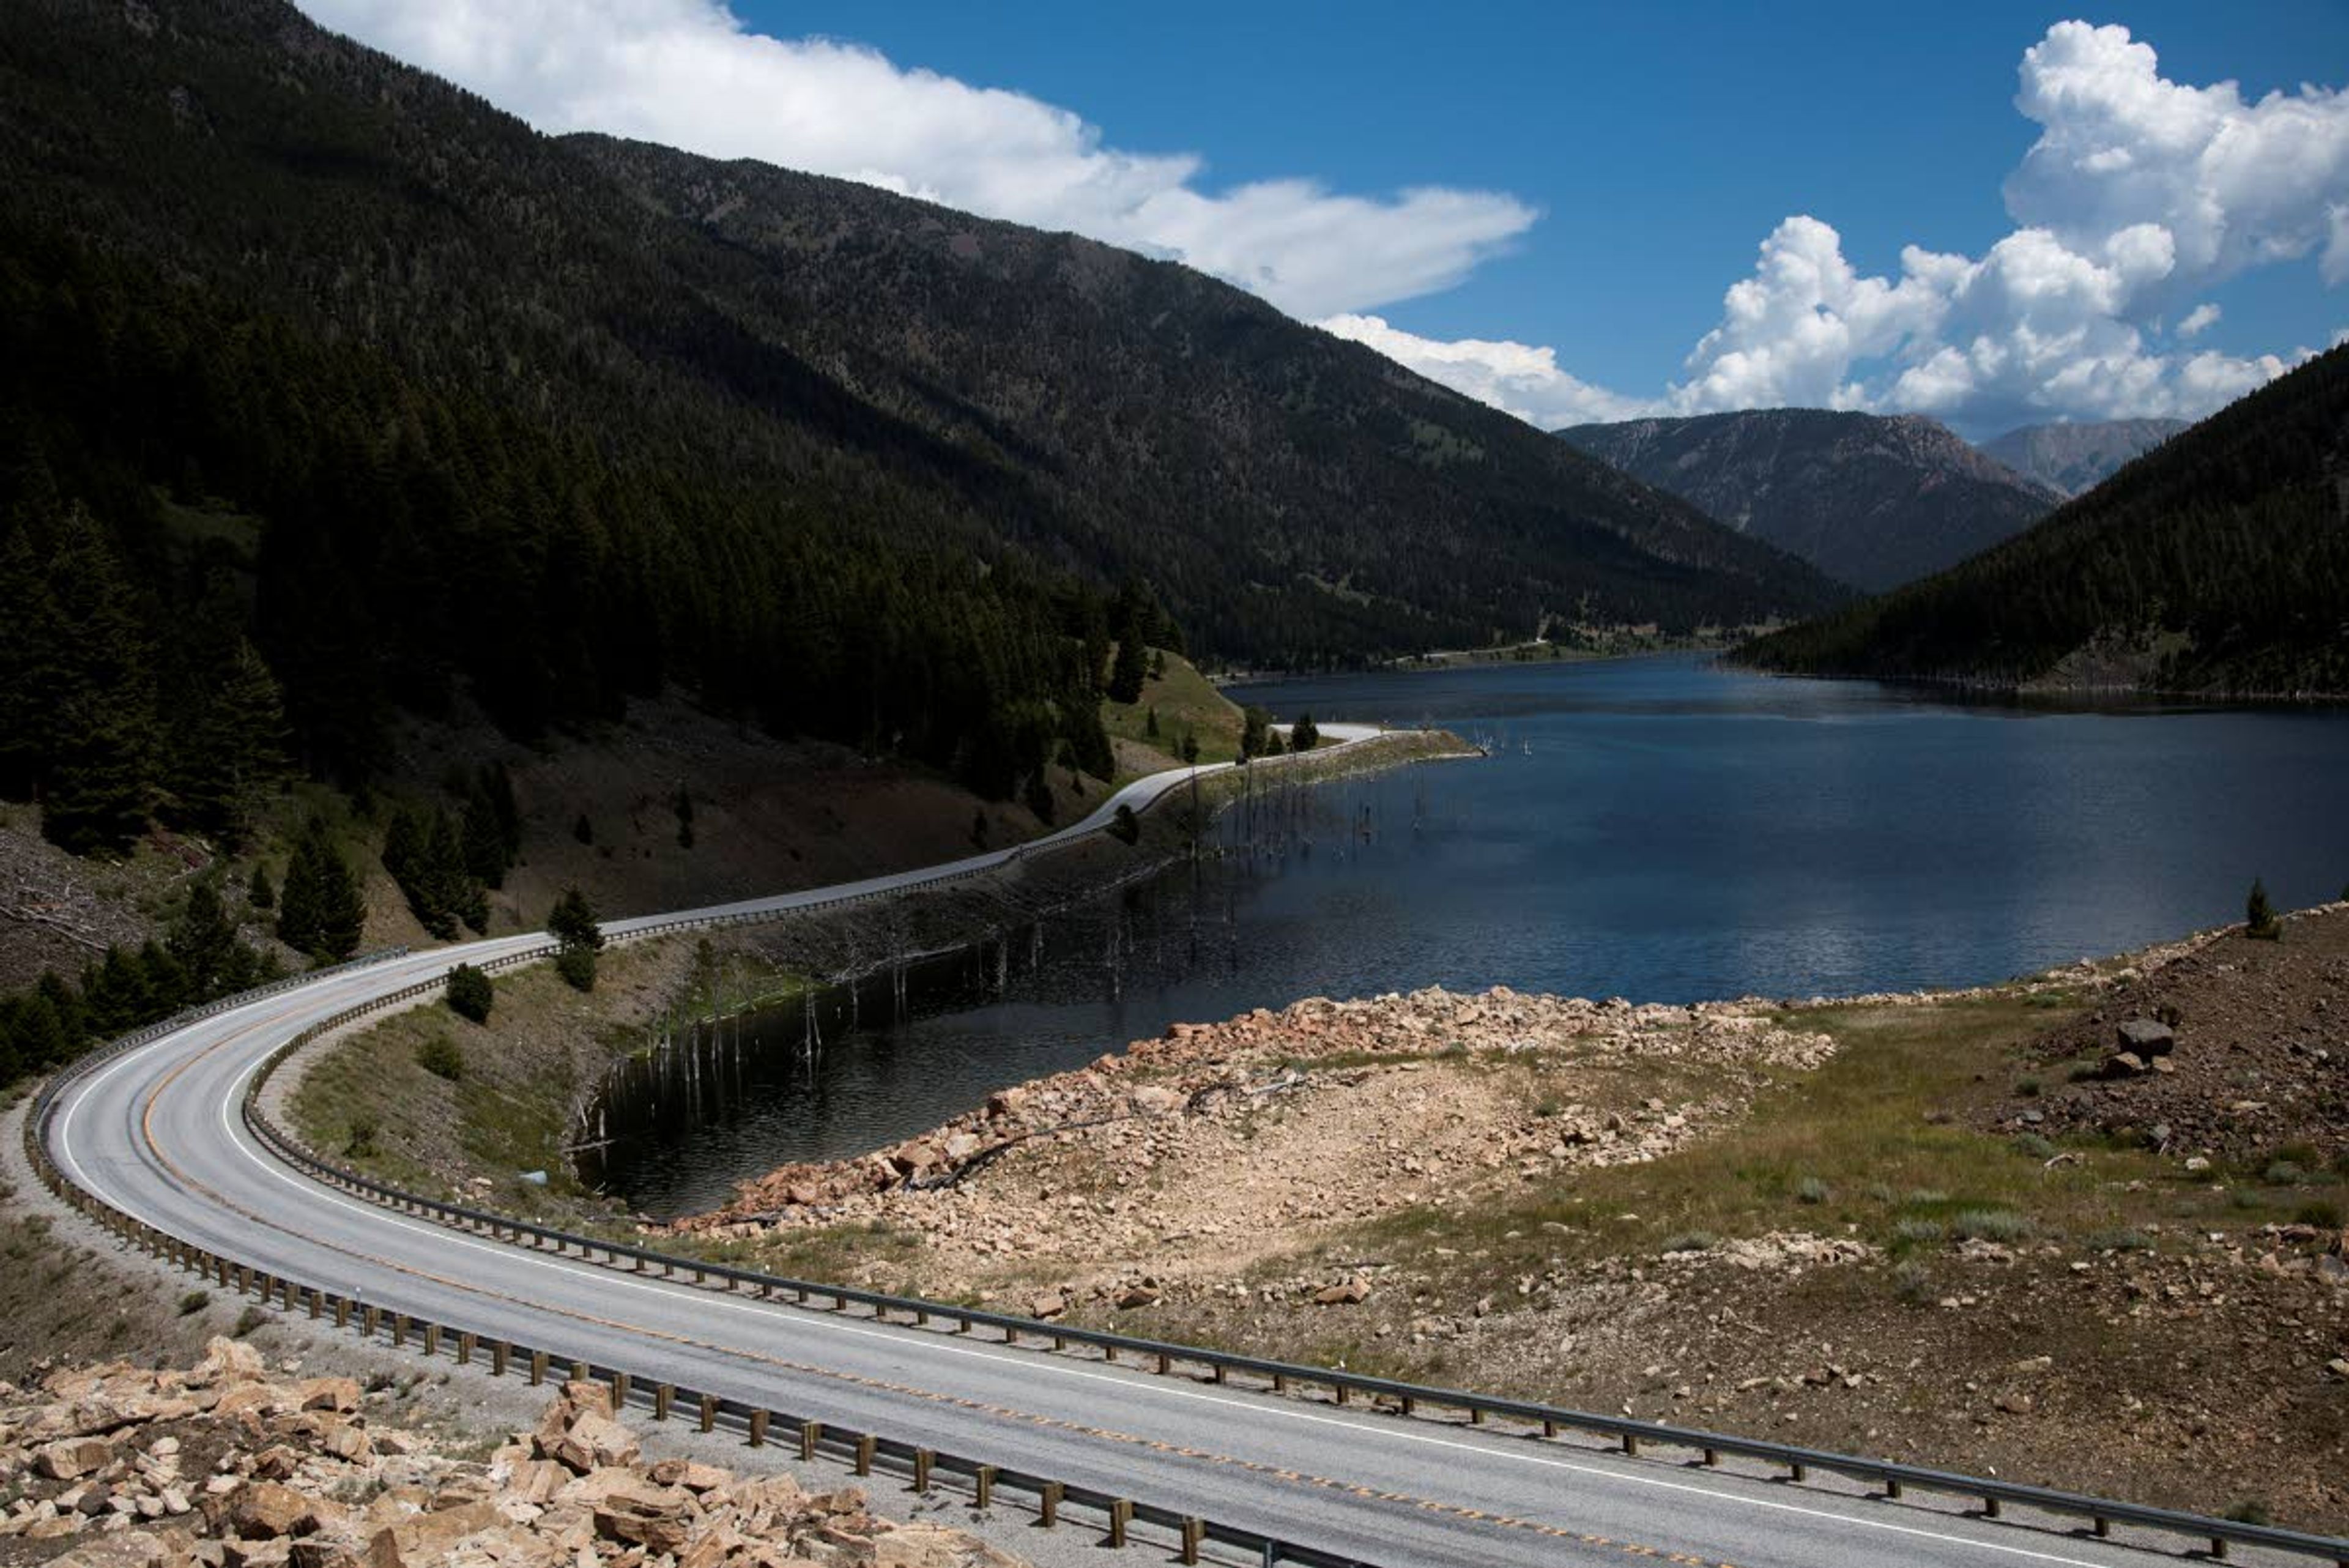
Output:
32,737,2344,1568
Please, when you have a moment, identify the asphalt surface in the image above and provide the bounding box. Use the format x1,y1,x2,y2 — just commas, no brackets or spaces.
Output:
40,740,2292,1567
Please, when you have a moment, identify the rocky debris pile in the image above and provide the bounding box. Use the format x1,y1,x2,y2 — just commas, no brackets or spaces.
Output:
1997,908,2349,1165
675,986,1836,1238
0,1339,1023,1567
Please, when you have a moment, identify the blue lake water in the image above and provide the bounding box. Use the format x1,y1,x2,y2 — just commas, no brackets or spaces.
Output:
594,655,2349,1214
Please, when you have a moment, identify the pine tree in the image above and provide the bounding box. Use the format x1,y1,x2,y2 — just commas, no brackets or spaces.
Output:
1291,713,1319,752
461,784,509,888
280,818,365,962
430,809,487,933
40,507,155,855
2246,877,2281,939
547,885,601,992
168,633,291,847
167,881,241,1002
1107,597,1149,705
247,864,276,910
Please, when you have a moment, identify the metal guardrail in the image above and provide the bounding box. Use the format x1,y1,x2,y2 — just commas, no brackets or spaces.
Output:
20,976,1375,1566
225,960,2349,1567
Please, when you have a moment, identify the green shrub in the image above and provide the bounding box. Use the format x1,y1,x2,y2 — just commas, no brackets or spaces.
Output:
232,1306,268,1337
2014,1076,2042,1098
2224,1499,2273,1527
445,962,493,1024
2263,1160,2307,1186
1891,1217,1945,1247
177,1290,210,1316
1892,1259,1934,1306
2300,1200,2346,1230
2245,877,2280,939
2082,1227,2154,1252
2012,1132,2056,1159
416,1035,464,1082
1951,1208,2033,1243
555,944,598,993
1902,1188,1950,1207
1794,1176,1831,1205
1660,1232,1715,1254
345,1117,378,1157
1109,804,1140,844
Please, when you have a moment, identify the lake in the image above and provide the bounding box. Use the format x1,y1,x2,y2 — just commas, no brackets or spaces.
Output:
588,655,2349,1216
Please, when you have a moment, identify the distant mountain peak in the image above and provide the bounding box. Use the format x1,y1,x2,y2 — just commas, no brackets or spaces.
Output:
1556,408,2058,592
1980,418,2189,497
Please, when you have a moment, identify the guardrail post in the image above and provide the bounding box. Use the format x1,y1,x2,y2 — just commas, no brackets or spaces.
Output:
1621,1433,1638,1456
1702,1445,1718,1466
653,1384,672,1422
392,1313,407,1348
1787,1460,1806,1482
1271,1372,1285,1394
853,1434,875,1476
1107,1499,1131,1547
530,1351,548,1386
800,1421,820,1461
748,1410,768,1449
973,1466,995,1509
700,1394,716,1432
1982,1496,2000,1519
1180,1518,1204,1564
1469,1404,1485,1425
1334,1383,1350,1406
1883,1476,1900,1498
2210,1537,2227,1560
1039,1481,1063,1528
457,1332,474,1366
2090,1517,2108,1537
611,1372,629,1409
306,1288,320,1320
913,1450,932,1492
571,1360,588,1384
333,1297,349,1329
492,1341,508,1377
364,1306,380,1339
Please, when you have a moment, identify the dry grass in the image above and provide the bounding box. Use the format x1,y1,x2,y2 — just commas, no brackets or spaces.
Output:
1100,650,1245,771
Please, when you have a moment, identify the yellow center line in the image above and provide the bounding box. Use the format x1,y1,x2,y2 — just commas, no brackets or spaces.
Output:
120,1013,1741,1567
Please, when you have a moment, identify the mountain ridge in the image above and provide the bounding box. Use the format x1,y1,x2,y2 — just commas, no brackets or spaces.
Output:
1556,408,2058,592
1736,349,2349,697
1980,418,2189,497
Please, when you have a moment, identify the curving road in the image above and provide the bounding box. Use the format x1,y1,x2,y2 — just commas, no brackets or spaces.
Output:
36,739,2323,1568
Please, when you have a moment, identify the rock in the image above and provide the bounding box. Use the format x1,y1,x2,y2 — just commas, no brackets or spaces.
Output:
549,1414,639,1475
941,1132,981,1164
2328,1358,2349,1380
1130,1086,1182,1117
1115,1285,1160,1310
2117,1019,2175,1056
46,1533,174,1567
2184,1156,2212,1173
193,1339,268,1386
1313,1276,1371,1306
592,1486,693,1555
1995,1392,2035,1415
1026,1290,1066,1320
297,1378,361,1414
230,1482,322,1539
36,1436,113,1481
2101,1052,2148,1079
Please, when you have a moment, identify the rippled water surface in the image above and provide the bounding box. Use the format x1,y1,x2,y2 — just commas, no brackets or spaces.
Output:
593,656,2349,1215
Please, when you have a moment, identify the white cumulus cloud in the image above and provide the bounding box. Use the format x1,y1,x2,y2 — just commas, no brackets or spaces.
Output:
1332,20,2348,434
1317,314,1660,427
294,0,1535,319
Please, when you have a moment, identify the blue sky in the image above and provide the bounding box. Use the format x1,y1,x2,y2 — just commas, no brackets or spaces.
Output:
306,1,2349,436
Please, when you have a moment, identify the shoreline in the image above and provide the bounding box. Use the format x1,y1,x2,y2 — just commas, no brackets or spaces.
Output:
280,727,1478,1222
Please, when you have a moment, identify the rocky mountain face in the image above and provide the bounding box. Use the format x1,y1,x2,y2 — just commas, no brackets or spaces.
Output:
1558,410,2061,592
1980,419,2188,497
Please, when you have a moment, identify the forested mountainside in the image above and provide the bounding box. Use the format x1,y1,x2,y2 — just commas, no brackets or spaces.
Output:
1737,348,2349,696
0,0,1837,833
1557,410,2060,592
1980,418,2188,498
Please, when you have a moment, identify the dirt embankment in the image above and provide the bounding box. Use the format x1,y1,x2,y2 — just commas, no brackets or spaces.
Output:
0,1341,1022,1567
656,912,2349,1533
670,987,1835,1294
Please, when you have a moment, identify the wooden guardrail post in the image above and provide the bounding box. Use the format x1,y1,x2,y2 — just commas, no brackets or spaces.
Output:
912,1450,932,1492
457,1332,474,1366
653,1384,672,1422
853,1435,875,1476
391,1314,407,1348
491,1341,509,1377
1180,1518,1204,1564
529,1351,548,1386
748,1410,768,1449
1107,1499,1132,1547
610,1371,629,1409
973,1466,995,1509
799,1421,820,1461
1038,1482,1063,1528
699,1394,716,1432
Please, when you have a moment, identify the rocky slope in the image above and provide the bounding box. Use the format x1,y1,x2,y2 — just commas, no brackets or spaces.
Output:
668,986,1838,1308
1557,409,2059,591
1980,418,2187,497
0,1340,1020,1566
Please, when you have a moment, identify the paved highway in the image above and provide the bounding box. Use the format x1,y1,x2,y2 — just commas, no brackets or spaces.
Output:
37,739,2307,1567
